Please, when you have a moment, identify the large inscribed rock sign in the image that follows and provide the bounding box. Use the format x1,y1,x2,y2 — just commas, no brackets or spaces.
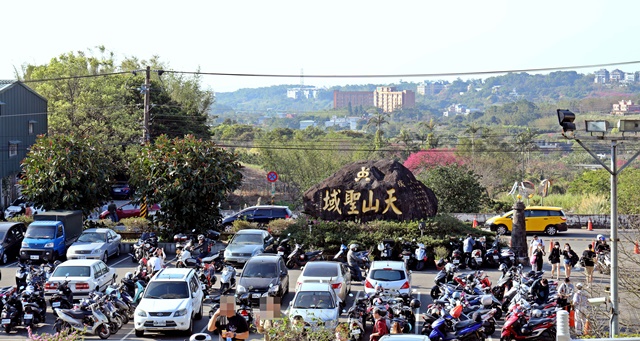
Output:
303,160,438,222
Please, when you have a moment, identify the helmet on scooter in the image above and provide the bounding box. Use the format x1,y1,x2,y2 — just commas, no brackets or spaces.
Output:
349,244,358,251
498,263,508,272
410,299,421,309
198,234,205,241
597,234,605,241
466,274,475,283
125,272,133,280
452,291,462,301
531,309,543,318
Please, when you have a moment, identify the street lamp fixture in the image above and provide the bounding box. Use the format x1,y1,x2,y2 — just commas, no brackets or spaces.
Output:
618,119,640,133
585,120,608,134
557,109,576,133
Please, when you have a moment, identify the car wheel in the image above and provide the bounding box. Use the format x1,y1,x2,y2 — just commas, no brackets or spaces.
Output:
102,252,109,264
116,245,121,257
0,251,6,265
545,225,558,236
223,224,233,233
496,225,509,235
184,319,193,336
195,301,203,320
135,329,144,337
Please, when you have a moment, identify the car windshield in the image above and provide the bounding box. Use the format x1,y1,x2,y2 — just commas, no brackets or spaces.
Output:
25,226,55,239
52,266,91,278
503,210,514,218
243,262,277,278
293,291,335,309
10,198,25,206
143,281,190,299
78,232,106,243
302,264,338,277
370,269,406,281
231,234,263,245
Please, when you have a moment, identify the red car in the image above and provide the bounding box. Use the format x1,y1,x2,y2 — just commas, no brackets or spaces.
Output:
99,202,160,220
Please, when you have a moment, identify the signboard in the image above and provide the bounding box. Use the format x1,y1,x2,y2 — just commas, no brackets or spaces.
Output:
267,171,278,183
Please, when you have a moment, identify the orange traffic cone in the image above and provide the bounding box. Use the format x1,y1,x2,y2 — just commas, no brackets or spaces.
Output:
588,218,593,231
569,310,575,328
549,239,554,252
472,216,478,228
584,319,591,335
635,241,640,255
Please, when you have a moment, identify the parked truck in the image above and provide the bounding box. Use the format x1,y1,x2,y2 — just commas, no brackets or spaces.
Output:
20,210,83,262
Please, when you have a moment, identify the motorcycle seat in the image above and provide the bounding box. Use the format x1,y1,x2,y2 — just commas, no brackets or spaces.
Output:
305,251,323,258
454,319,477,331
201,255,218,263
435,299,449,305
61,309,93,319
527,317,554,326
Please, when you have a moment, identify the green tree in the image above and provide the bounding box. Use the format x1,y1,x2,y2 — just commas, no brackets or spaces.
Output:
19,134,114,216
419,164,490,213
129,135,243,234
365,109,390,150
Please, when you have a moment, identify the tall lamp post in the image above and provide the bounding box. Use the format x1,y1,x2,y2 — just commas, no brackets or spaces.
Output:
558,109,640,337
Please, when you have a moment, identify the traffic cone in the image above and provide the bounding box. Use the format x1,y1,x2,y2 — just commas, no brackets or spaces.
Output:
472,216,478,228
549,239,554,253
635,241,640,255
584,319,591,335
569,310,575,328
587,218,593,231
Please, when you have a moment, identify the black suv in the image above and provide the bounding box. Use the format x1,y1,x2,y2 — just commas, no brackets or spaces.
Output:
221,205,294,228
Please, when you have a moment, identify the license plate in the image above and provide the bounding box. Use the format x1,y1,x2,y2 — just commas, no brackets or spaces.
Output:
114,189,121,192
153,320,166,327
277,251,284,256
493,256,499,260
23,314,33,320
30,255,39,260
1,319,9,324
52,302,61,308
351,329,361,335
475,257,483,262
453,259,460,264
403,255,410,260
252,293,261,298
77,256,86,259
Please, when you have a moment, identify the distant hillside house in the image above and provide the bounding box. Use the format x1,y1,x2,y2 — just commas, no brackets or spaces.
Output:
373,86,415,113
610,69,625,83
287,87,321,99
333,90,374,109
299,120,316,130
0,80,48,207
594,69,610,84
611,100,640,115
324,116,359,130
417,81,448,95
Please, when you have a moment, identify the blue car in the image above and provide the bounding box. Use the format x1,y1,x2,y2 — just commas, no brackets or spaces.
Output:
111,181,133,199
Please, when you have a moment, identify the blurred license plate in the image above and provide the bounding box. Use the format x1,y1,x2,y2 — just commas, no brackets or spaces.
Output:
493,256,499,260
277,251,284,256
403,255,410,260
351,329,361,335
453,259,460,264
1,319,9,324
114,189,121,192
153,320,166,326
475,257,482,262
23,314,33,320
30,255,39,260
52,302,61,307
252,294,261,298
77,256,86,259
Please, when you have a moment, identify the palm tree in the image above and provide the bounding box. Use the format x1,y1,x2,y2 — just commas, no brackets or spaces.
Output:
464,123,483,160
365,109,389,150
418,118,438,149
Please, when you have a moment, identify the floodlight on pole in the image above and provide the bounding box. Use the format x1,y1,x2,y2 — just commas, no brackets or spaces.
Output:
557,109,576,133
618,119,640,133
585,120,608,134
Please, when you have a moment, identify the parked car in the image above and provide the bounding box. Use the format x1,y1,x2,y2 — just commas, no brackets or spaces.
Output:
484,206,568,236
44,259,117,300
221,205,294,229
134,268,205,337
287,282,340,330
99,201,161,220
295,261,351,304
223,229,274,267
236,254,289,305
364,260,411,295
0,222,26,264
66,228,122,262
110,181,133,199
3,197,45,218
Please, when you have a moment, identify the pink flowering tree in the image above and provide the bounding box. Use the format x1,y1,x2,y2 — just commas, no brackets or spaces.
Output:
404,149,466,175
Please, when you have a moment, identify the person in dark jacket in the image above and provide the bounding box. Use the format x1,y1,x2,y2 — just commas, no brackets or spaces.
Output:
548,241,561,280
562,243,578,278
533,244,546,272
582,244,596,288
530,278,550,305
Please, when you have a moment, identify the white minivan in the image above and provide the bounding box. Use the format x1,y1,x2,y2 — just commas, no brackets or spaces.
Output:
134,268,205,337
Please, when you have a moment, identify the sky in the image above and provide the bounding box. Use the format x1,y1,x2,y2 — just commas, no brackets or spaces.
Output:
3,0,640,93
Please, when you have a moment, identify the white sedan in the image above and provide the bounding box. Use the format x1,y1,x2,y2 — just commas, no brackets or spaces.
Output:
44,259,117,300
295,261,351,304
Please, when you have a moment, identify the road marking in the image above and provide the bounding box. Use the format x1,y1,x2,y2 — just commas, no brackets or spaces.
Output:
110,256,133,267
120,327,134,341
1,261,17,268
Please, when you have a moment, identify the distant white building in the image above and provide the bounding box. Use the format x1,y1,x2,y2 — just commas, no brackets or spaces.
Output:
324,116,359,130
287,87,321,99
299,120,316,130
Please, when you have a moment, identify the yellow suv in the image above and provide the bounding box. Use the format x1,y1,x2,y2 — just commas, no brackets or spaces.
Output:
484,206,568,236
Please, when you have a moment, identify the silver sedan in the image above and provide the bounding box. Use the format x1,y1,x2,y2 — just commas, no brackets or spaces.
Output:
66,228,122,263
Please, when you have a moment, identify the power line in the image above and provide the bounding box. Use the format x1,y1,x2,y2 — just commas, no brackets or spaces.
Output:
21,71,132,83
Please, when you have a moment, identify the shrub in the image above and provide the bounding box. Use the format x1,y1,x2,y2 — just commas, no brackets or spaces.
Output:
27,326,82,341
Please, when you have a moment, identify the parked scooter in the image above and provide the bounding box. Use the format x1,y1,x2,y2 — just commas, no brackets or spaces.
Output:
286,243,323,269
20,286,46,329
0,292,22,333
415,243,428,271
219,263,237,295
400,238,417,271
430,263,457,299
276,234,292,259
48,280,74,317
54,300,111,339
377,239,395,260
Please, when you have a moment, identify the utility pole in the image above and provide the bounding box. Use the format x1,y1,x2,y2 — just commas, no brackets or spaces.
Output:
142,66,151,143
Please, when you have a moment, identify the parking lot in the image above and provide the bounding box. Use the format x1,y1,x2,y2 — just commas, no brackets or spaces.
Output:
0,229,613,340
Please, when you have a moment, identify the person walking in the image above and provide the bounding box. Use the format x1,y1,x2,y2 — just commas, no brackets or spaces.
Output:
572,283,590,336
463,234,475,268
562,243,578,278
548,241,561,280
369,308,388,341
557,277,575,310
529,235,544,260
107,200,118,222
533,244,546,272
582,244,596,288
